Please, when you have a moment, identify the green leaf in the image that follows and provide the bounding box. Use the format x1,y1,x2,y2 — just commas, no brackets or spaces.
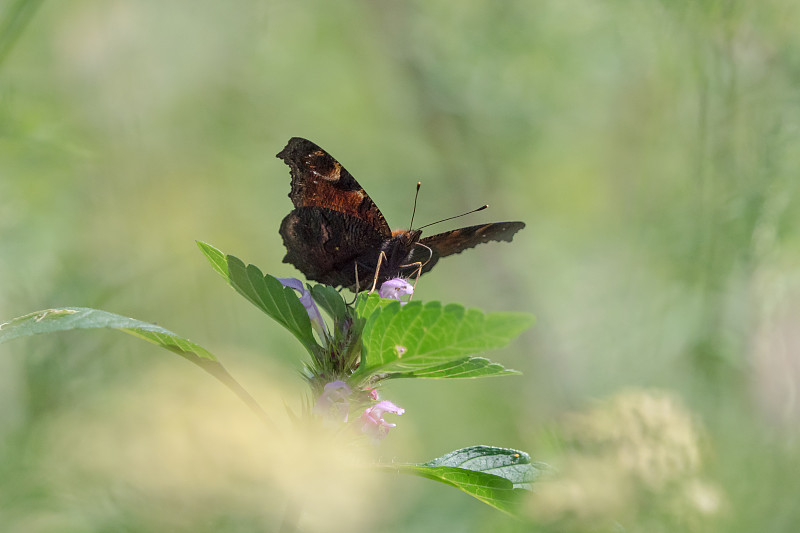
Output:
310,284,346,322
353,292,395,320
197,242,320,354
388,356,521,379
225,256,319,354
0,307,216,361
379,446,546,514
357,300,533,378
197,240,229,278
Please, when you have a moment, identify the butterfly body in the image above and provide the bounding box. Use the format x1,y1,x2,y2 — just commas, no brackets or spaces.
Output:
277,137,524,291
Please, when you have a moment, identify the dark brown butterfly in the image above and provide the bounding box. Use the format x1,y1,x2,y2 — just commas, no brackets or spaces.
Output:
277,137,525,291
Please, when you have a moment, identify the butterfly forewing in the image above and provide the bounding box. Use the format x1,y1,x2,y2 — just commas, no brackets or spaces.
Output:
277,137,391,237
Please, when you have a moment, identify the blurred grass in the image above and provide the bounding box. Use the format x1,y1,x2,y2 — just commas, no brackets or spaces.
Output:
2,0,800,531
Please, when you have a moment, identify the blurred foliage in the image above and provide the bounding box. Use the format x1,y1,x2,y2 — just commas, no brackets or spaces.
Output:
2,0,800,531
527,389,723,532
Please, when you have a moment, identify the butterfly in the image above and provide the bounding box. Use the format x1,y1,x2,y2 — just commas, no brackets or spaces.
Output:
277,137,525,292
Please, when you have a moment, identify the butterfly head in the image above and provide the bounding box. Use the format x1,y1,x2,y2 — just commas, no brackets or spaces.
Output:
378,229,424,280
391,228,423,243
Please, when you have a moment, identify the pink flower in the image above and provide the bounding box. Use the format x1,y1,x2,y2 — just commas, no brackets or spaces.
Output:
278,277,328,339
379,278,414,302
313,380,352,423
361,400,405,440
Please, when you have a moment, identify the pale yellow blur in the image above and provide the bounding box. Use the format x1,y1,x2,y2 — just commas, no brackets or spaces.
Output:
35,359,390,532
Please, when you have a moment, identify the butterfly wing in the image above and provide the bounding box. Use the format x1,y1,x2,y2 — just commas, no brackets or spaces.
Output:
277,137,392,238
277,137,396,289
414,221,526,275
280,206,386,288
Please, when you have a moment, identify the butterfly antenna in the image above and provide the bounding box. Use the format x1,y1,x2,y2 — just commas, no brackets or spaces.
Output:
417,204,489,231
409,181,422,230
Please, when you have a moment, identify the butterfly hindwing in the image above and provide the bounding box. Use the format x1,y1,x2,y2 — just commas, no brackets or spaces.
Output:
279,206,386,288
417,221,526,274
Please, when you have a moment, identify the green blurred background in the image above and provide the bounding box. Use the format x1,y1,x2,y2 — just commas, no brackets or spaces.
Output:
2,0,800,531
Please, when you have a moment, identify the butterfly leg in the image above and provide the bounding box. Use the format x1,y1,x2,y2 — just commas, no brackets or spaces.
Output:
342,263,360,305
410,262,423,294
369,251,388,293
402,261,424,301
414,242,434,271
397,242,433,301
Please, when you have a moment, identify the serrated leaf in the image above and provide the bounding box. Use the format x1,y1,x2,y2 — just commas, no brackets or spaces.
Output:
388,356,521,379
354,292,395,320
197,243,319,354
310,284,346,322
225,256,319,354
0,307,216,361
357,300,533,377
197,241,319,355
197,241,229,278
421,446,540,488
379,446,546,514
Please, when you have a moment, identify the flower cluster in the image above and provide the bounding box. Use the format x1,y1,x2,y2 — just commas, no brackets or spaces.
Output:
312,379,405,440
279,277,412,441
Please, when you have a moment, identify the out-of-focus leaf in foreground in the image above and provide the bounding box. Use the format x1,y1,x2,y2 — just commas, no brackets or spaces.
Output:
0,307,215,361
0,306,274,430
